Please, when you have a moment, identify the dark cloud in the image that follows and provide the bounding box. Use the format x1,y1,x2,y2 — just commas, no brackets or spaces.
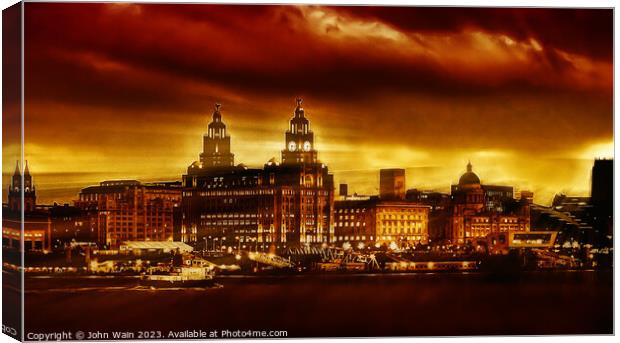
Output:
2,3,22,149
24,3,612,111
13,3,612,205
335,6,613,61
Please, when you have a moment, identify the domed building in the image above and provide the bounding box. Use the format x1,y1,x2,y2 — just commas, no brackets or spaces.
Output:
451,161,485,206
446,161,530,245
458,161,481,186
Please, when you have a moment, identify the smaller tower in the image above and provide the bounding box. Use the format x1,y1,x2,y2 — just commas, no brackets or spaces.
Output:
200,103,235,168
8,160,36,212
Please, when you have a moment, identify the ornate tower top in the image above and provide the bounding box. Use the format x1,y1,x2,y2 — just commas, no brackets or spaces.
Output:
282,98,317,165
207,103,227,137
199,103,234,168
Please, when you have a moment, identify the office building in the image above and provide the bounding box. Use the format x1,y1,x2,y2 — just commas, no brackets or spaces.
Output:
75,180,182,248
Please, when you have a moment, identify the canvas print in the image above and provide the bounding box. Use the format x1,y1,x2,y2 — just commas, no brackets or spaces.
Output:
1,1,614,340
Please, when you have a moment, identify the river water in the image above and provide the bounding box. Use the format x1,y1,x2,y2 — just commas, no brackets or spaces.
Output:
18,271,613,337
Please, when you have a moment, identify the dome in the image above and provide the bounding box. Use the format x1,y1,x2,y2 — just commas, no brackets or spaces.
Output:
458,161,480,185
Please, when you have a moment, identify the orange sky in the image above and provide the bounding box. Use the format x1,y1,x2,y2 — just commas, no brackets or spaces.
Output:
2,4,614,205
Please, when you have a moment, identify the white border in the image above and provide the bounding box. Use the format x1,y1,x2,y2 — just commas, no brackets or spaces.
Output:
0,1,616,343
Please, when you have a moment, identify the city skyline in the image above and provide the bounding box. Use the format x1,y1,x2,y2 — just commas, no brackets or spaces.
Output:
3,4,613,205
2,4,613,339
3,97,614,206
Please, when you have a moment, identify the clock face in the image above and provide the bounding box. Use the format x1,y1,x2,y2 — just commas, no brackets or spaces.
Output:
303,141,311,151
288,141,297,152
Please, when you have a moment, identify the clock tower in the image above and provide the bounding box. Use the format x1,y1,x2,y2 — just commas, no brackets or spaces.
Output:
281,98,318,165
200,103,235,168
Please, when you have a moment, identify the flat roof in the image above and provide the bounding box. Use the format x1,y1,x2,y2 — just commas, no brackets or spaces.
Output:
120,241,193,251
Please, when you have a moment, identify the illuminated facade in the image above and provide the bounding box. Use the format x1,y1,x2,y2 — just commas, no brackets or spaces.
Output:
334,198,430,247
181,100,334,250
447,162,530,244
333,199,376,245
75,180,182,248
2,217,51,252
375,202,430,245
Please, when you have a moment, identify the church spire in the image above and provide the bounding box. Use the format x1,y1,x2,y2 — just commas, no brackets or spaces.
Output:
14,160,20,176
8,160,36,212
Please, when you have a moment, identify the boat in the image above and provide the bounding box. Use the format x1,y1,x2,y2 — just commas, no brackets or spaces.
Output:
140,255,216,288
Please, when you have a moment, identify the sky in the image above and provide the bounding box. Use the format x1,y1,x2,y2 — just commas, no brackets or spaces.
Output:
2,3,614,205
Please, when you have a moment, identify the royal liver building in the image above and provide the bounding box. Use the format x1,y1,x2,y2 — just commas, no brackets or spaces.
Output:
180,99,334,251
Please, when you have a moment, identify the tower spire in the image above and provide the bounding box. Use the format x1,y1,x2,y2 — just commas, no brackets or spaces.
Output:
24,160,30,175
467,160,472,173
14,160,20,176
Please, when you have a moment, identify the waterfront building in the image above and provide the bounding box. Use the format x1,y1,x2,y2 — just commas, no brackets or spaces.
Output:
379,168,406,200
333,198,376,246
119,241,194,255
486,231,558,255
451,171,514,212
481,185,514,212
75,180,182,248
48,203,96,248
591,158,613,240
446,162,530,244
2,161,51,251
334,197,430,247
528,194,594,245
181,100,334,250
552,194,593,222
519,190,534,204
405,189,451,211
405,189,451,242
